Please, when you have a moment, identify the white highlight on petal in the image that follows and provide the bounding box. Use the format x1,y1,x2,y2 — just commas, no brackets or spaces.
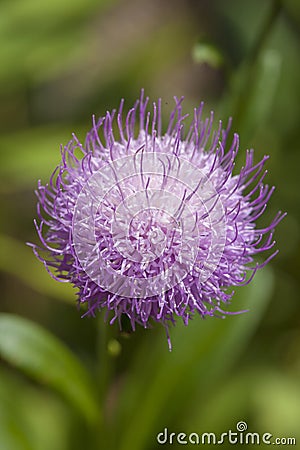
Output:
73,150,226,299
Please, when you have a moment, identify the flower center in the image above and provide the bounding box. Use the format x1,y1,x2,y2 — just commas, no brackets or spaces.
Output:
116,207,180,264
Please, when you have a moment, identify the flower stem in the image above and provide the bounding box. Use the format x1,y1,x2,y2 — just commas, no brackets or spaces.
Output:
92,313,114,449
98,313,111,401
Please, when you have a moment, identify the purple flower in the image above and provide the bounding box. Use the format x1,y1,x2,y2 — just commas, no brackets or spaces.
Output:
30,91,285,348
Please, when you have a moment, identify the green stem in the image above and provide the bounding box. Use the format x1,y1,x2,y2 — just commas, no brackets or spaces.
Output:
98,313,112,402
92,314,115,449
96,314,123,449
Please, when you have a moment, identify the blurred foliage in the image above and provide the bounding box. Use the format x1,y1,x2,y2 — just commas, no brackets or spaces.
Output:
0,314,100,425
0,0,299,449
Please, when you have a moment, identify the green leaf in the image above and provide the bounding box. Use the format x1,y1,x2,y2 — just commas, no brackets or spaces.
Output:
0,314,100,425
0,125,73,192
0,367,70,450
283,0,300,26
0,412,33,450
251,369,300,438
0,234,74,303
116,267,274,450
223,48,282,143
0,370,34,450
240,49,282,140
184,368,300,439
0,0,114,85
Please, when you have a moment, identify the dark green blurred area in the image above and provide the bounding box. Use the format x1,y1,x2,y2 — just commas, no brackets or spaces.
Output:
0,0,299,449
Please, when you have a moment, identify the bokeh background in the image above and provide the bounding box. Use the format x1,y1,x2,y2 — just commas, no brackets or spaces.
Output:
0,0,299,449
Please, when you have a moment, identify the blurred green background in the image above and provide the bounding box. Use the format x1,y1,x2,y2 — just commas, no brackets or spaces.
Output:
0,0,299,449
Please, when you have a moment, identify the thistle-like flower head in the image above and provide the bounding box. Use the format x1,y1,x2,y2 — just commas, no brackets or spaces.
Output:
31,91,285,348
